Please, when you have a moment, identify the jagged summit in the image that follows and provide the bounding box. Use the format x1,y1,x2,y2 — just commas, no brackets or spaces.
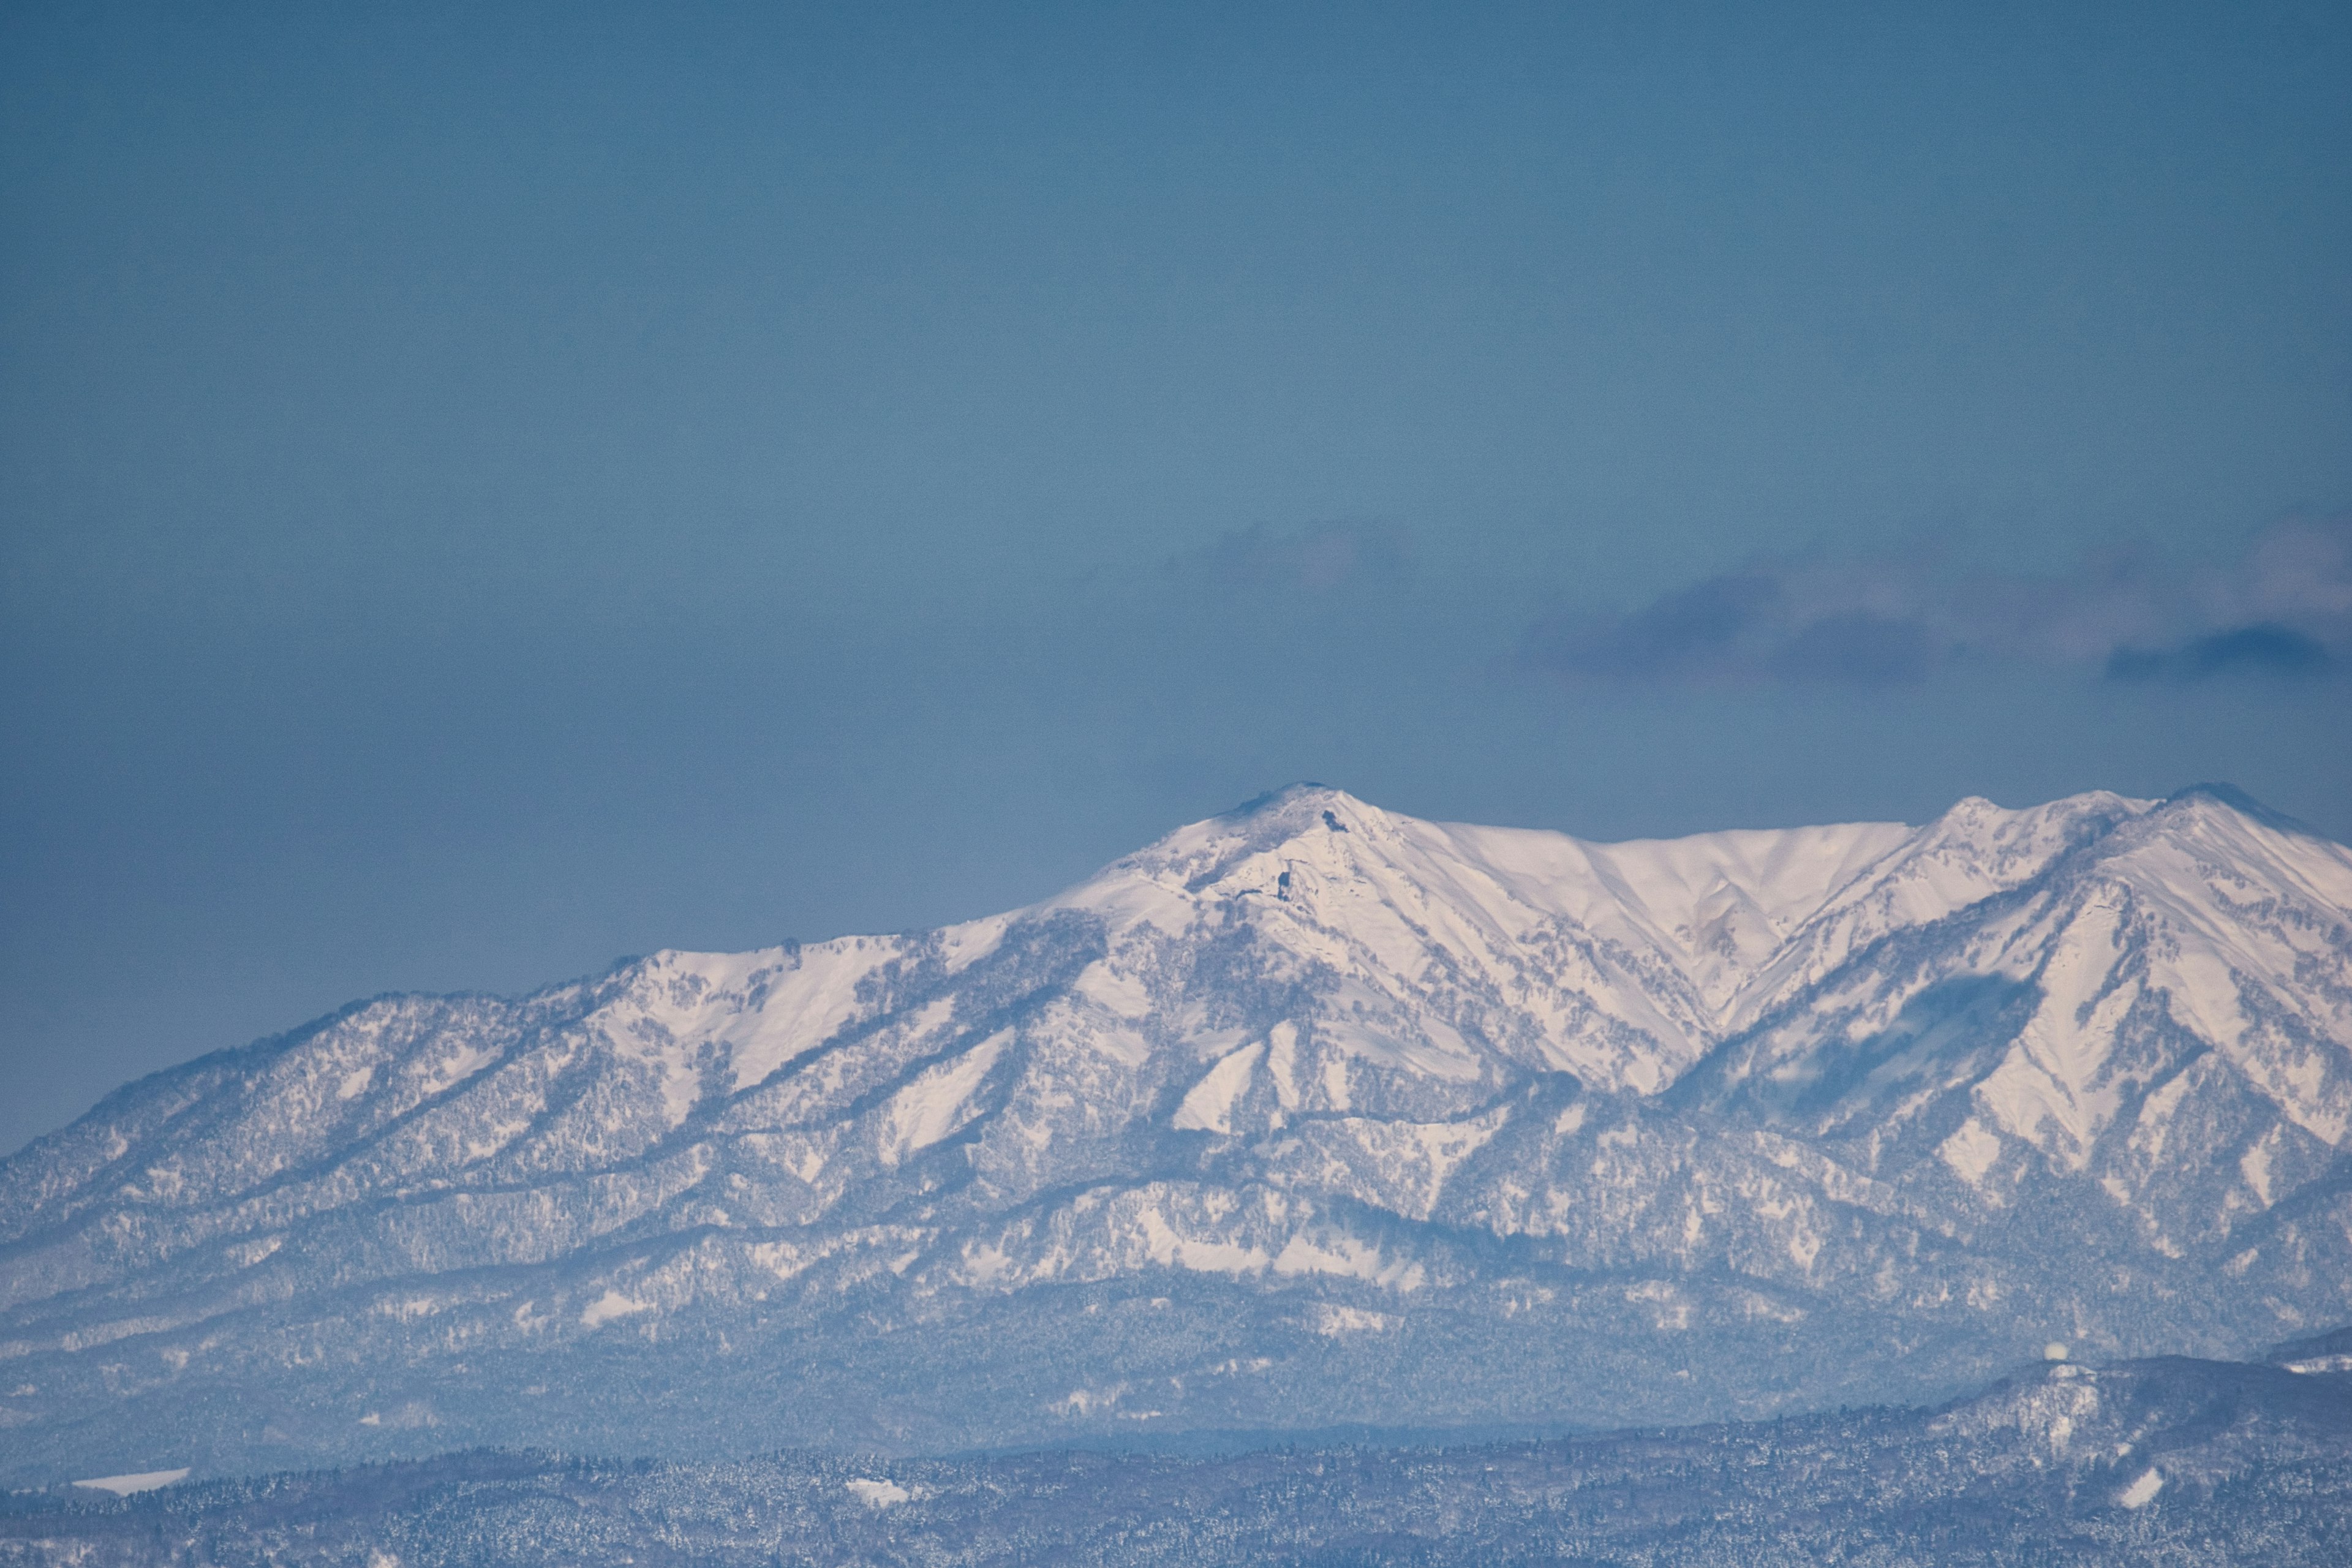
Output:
1213,778,1358,816
1,786,2347,1485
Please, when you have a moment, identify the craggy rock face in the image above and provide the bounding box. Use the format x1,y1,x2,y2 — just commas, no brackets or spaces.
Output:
3,785,2350,1484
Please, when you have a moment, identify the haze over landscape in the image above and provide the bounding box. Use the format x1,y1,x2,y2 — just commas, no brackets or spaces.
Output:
3,2,2350,1561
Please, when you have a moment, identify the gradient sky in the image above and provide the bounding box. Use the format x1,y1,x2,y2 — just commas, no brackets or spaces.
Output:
4,1,2349,1153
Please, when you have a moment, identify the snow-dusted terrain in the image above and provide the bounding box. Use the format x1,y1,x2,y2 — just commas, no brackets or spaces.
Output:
3,784,2349,1484
12,1346,2349,1566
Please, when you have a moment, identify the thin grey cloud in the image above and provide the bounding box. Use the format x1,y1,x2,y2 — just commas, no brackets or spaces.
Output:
1162,521,1414,597
1524,518,2351,687
1523,559,1962,687
2106,624,2333,684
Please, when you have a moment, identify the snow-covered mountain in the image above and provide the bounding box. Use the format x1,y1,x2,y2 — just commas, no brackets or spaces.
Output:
3,784,2349,1485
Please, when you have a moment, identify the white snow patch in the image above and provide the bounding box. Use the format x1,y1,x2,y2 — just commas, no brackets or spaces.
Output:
1971,901,2139,1167
1413,1111,1504,1195
73,1469,189,1496
2117,1468,2164,1509
1072,960,1152,1019
1266,1021,1302,1110
719,947,891,1089
579,1290,652,1329
1173,1042,1264,1134
337,1065,374,1101
1322,1050,1352,1111
1131,1205,1272,1276
845,1477,910,1508
1310,1303,1398,1336
609,941,913,1096
883,1031,1009,1163
227,1234,284,1267
1056,1384,1126,1416
1785,1226,1822,1270
2240,1129,2280,1206
1273,1232,1423,1291
1939,1118,2003,1184
415,1041,494,1098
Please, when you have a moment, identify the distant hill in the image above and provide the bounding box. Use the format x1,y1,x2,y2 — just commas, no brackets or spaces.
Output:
5,1346,2347,1566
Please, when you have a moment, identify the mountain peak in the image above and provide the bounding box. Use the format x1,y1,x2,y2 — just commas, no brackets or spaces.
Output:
2160,780,2316,837
1224,780,1349,813
1215,781,1382,838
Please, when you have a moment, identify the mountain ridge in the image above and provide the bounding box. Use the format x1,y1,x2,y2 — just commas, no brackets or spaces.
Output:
3,783,2348,1485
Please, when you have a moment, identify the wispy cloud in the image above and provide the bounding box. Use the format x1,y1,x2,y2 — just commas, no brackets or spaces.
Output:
1162,521,1412,597
1522,518,2351,687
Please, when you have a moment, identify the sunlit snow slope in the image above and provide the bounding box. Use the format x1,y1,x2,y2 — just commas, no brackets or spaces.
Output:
2,785,2348,1483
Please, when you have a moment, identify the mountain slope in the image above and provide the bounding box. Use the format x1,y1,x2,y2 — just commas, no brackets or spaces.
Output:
2,785,2348,1485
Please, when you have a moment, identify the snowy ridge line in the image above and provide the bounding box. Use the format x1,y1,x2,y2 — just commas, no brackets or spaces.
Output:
2,783,2350,1482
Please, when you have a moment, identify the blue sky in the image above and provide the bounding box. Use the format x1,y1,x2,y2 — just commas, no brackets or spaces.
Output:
4,1,2348,1152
